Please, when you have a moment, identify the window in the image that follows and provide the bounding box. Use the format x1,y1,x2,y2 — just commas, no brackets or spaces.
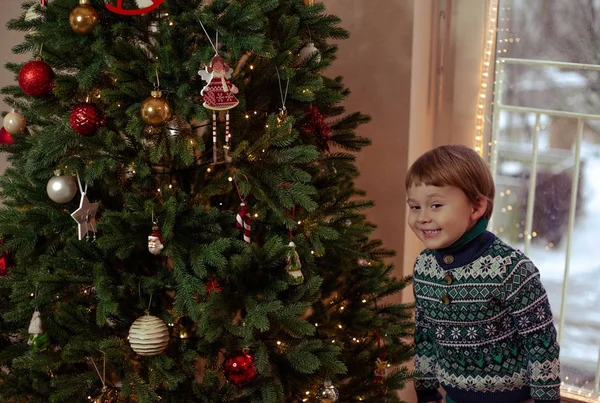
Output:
486,0,600,400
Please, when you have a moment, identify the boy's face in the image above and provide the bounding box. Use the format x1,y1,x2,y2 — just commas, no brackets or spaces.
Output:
406,184,484,250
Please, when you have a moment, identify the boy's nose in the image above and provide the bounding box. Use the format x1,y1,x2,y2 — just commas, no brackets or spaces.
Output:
417,212,431,223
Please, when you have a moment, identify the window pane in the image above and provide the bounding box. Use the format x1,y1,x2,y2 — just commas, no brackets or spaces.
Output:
491,0,600,397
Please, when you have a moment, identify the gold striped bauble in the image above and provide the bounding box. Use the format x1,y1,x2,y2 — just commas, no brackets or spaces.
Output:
128,314,169,356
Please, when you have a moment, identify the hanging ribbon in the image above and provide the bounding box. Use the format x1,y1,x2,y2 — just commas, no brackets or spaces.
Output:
198,19,219,55
275,67,290,122
288,205,296,241
90,353,106,389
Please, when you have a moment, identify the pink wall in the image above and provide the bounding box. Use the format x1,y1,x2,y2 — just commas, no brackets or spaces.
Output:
326,0,414,280
0,2,28,170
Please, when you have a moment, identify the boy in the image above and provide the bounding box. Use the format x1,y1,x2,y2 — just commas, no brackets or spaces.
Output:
406,145,560,403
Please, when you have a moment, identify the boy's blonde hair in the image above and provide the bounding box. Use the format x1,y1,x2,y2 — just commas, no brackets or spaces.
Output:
405,145,495,220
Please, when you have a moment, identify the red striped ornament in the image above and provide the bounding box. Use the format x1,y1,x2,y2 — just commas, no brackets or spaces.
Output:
236,202,251,243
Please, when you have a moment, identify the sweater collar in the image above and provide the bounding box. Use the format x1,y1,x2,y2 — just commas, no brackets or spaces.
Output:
432,219,496,269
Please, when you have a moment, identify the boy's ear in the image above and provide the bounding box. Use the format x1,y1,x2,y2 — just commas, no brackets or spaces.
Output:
471,196,488,220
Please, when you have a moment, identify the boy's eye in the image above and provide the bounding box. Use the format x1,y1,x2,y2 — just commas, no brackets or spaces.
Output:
409,205,420,211
431,203,443,209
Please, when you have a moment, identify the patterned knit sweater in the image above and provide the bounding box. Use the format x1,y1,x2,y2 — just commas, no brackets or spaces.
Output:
413,231,561,403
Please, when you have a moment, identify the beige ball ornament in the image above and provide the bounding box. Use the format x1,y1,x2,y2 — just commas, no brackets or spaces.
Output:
47,172,77,203
128,314,169,356
3,111,26,135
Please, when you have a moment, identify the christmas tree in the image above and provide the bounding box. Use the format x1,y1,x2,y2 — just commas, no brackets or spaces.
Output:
0,0,414,402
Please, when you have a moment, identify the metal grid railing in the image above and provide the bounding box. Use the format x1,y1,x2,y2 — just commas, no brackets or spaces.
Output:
489,57,600,394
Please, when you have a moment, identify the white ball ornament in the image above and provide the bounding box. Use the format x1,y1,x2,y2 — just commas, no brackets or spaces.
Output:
128,314,169,356
299,42,321,64
46,173,77,203
3,111,26,135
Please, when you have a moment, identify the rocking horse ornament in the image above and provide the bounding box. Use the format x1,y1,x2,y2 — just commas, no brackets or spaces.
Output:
105,0,164,16
199,55,239,163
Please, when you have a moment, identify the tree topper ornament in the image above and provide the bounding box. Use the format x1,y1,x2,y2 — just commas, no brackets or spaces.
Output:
199,55,239,163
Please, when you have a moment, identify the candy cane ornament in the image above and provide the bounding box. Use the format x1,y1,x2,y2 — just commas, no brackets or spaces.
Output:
233,176,251,244
236,202,251,243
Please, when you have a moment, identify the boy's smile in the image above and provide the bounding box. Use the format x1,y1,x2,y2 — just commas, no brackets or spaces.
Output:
422,229,441,239
407,185,485,250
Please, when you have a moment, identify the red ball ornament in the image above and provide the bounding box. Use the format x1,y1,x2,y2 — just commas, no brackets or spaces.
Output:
0,128,14,145
223,350,257,387
69,102,106,136
18,60,55,97
0,248,10,277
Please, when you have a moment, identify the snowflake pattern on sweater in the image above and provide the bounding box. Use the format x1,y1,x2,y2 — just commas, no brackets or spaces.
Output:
413,236,561,402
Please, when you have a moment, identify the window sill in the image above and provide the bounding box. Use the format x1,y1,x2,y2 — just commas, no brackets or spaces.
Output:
562,388,600,403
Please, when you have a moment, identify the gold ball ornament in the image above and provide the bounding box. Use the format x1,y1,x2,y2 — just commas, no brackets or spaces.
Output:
128,314,169,356
90,387,120,403
69,0,99,35
141,90,173,127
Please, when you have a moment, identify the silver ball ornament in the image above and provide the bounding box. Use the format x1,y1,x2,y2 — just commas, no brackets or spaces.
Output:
46,174,77,203
317,378,339,402
299,42,321,63
3,111,26,135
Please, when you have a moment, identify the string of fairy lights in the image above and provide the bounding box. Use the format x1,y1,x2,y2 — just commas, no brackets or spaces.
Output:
474,0,498,156
478,1,557,251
